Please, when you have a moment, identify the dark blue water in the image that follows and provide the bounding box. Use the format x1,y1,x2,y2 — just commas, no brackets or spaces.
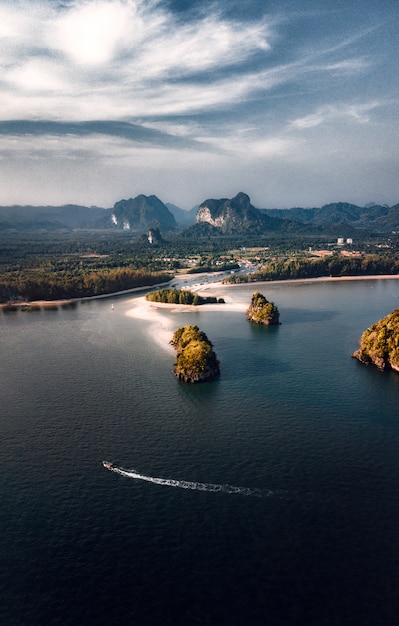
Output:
1,279,399,625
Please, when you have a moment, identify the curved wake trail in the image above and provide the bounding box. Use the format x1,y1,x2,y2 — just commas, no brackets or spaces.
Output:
104,463,285,498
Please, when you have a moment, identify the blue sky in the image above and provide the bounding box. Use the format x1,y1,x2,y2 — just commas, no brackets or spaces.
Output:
0,0,398,209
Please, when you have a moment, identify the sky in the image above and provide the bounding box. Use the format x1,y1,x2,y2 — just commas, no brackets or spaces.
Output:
0,0,398,210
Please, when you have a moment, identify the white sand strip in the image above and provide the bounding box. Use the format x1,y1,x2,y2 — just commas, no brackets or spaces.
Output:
126,274,399,350
126,293,246,351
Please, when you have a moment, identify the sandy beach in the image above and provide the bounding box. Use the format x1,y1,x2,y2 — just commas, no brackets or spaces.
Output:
126,280,246,351
3,272,399,321
125,274,399,351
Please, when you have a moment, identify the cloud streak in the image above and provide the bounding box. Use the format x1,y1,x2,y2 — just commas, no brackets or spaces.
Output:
0,119,207,149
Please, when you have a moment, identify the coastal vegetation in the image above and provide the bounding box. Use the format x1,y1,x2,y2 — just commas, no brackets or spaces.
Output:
352,309,399,372
186,261,239,274
1,225,399,305
0,265,171,303
170,325,220,383
246,292,280,325
146,288,224,306
225,253,399,283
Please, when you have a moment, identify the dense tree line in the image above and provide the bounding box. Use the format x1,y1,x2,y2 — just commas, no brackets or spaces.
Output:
186,262,239,274
145,288,224,305
226,254,399,283
0,267,171,303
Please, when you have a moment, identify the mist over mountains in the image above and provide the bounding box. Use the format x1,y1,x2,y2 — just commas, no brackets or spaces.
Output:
0,192,398,235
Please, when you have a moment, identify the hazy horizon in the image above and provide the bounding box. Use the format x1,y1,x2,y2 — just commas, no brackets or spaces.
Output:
1,0,398,210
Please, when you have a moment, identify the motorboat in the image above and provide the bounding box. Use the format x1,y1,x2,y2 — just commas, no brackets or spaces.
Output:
102,461,115,471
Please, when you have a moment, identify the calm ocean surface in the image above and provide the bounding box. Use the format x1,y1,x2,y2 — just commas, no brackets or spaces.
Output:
1,278,399,625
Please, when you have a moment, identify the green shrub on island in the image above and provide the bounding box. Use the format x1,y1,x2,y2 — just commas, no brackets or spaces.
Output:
146,288,224,305
246,291,280,325
352,309,399,372
170,325,220,383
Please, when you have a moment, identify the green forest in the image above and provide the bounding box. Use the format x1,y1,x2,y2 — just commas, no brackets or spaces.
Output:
226,254,399,283
0,266,171,303
1,226,399,304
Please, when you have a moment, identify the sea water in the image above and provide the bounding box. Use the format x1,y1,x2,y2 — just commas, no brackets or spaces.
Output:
1,279,398,625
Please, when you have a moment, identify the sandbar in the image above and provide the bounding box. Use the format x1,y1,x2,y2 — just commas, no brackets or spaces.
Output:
125,274,399,351
126,281,246,351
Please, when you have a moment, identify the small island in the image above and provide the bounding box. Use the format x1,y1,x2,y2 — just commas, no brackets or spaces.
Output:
170,325,220,383
246,291,280,325
146,288,225,306
352,309,399,372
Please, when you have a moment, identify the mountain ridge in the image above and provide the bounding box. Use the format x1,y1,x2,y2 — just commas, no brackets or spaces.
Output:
0,193,398,234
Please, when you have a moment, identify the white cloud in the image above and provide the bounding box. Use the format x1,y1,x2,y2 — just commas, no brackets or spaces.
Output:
0,0,273,120
291,112,325,130
0,0,374,127
0,1,396,208
7,59,70,92
290,101,381,131
132,16,270,79
49,1,142,66
0,3,50,42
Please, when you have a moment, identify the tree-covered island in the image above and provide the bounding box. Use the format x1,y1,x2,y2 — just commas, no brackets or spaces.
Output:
246,292,280,325
352,309,399,372
146,288,224,305
170,325,220,383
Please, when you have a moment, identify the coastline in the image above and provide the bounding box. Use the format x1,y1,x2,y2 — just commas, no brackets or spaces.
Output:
224,274,399,287
0,280,172,311
2,273,399,312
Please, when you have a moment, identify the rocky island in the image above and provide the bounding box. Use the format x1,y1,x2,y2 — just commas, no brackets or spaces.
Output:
170,325,220,383
352,309,399,371
246,291,280,325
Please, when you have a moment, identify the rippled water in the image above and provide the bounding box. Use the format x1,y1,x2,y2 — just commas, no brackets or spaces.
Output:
1,279,399,625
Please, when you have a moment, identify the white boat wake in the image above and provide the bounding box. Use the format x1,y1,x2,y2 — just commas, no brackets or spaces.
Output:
102,461,284,498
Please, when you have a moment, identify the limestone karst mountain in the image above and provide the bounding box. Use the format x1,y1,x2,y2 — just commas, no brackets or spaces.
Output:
111,194,177,231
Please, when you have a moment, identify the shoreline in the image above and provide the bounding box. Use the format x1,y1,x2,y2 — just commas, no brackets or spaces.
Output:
124,273,399,352
0,280,172,310
224,274,399,287
2,273,399,311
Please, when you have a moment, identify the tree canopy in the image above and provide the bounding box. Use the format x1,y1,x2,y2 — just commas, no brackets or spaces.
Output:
170,325,220,383
146,288,223,305
352,309,399,371
246,292,280,325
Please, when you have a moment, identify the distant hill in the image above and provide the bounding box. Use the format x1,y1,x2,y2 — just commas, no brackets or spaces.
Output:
1,194,398,235
189,192,321,236
165,203,197,226
111,195,177,231
0,195,177,233
261,202,399,233
0,204,108,231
